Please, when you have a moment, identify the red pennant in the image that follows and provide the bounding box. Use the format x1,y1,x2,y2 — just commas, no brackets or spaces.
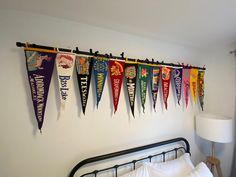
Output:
161,67,172,110
109,59,125,113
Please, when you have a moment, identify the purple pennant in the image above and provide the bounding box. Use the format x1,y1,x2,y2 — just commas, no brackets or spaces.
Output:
172,68,183,105
25,50,56,132
150,65,160,111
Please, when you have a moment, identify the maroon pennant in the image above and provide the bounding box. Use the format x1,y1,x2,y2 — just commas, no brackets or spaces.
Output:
109,59,125,113
161,67,172,110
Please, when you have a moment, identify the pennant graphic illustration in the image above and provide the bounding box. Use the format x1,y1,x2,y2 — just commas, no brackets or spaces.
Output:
190,68,198,104
93,57,108,107
172,67,183,105
182,68,191,108
56,52,75,110
138,64,150,113
198,70,205,111
25,49,56,131
150,65,160,111
109,59,125,113
125,62,137,117
161,67,172,110
75,56,93,114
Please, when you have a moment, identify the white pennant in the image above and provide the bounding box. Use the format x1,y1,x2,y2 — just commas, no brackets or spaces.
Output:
56,52,75,111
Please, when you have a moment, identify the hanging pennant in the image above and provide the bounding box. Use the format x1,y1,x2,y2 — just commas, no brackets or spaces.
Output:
56,52,75,110
182,68,191,108
25,48,56,132
161,66,172,110
150,65,160,111
138,64,150,113
190,68,198,104
109,59,125,113
198,70,205,111
75,56,93,114
172,67,183,105
124,61,137,117
93,57,108,107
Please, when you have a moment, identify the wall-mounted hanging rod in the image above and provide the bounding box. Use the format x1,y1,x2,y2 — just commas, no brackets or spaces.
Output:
16,42,206,70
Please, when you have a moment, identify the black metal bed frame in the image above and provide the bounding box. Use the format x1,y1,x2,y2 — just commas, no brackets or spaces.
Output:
69,137,190,177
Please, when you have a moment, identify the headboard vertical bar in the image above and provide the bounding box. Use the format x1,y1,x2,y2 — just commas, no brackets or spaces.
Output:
162,152,166,162
175,148,178,159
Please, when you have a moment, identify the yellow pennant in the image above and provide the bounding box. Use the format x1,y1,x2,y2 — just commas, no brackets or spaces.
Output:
190,68,198,104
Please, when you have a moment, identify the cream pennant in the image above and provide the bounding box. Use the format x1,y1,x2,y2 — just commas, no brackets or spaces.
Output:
56,52,75,111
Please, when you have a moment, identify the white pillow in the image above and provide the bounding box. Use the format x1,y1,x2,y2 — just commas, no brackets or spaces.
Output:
185,162,213,177
145,153,194,177
119,165,151,177
119,153,194,177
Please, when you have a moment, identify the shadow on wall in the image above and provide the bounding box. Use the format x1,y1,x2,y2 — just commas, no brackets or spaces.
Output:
230,91,236,177
230,52,236,177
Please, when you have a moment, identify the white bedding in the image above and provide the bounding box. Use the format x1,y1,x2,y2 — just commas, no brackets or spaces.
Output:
120,153,213,177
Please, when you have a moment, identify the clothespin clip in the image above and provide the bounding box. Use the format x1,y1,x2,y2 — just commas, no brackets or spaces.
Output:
75,47,79,54
89,49,93,55
109,53,113,58
120,52,124,59
94,51,99,56
151,58,154,64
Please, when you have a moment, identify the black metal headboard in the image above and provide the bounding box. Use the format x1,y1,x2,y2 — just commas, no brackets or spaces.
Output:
69,137,190,177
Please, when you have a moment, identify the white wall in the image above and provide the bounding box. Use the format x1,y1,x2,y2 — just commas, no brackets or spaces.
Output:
0,10,235,177
196,46,236,177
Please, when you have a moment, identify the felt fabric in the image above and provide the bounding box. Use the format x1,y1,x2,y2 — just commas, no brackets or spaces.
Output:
75,56,93,114
161,66,172,110
172,67,183,105
56,52,76,111
183,69,191,108
124,62,137,117
138,64,150,113
25,49,56,131
190,69,199,104
150,65,160,111
93,57,108,107
109,59,125,113
198,70,205,111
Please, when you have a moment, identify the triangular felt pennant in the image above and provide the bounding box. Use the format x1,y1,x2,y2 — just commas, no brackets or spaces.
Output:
56,52,75,111
109,59,125,113
172,67,183,105
150,65,160,111
198,70,205,111
161,66,172,110
138,64,150,113
75,56,93,114
190,68,198,104
124,62,137,117
182,68,191,108
93,57,108,107
25,49,56,131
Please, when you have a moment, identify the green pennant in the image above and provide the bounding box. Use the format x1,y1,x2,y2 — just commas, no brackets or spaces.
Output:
138,64,150,113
